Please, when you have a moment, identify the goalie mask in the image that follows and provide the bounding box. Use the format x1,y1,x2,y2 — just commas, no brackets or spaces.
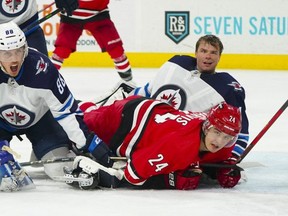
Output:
203,102,241,147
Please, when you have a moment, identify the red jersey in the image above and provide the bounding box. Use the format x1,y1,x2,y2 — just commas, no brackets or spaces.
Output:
83,96,233,186
78,0,109,10
62,0,109,20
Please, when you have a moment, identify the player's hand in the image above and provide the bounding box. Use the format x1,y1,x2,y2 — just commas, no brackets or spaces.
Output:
165,162,202,190
55,0,79,16
216,158,241,188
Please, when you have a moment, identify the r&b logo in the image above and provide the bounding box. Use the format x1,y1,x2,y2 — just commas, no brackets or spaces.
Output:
165,11,190,44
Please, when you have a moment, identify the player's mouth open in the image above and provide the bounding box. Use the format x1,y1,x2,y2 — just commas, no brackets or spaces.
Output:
211,143,219,149
10,64,18,72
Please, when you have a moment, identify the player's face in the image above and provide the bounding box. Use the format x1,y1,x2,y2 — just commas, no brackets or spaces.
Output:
203,127,235,153
0,47,25,77
195,42,221,74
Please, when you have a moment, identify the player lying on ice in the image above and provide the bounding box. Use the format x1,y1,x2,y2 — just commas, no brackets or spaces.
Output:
65,96,242,190
94,34,249,169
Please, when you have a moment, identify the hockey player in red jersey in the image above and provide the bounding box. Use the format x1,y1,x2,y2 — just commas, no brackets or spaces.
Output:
95,35,248,163
0,0,79,56
51,0,133,81
89,34,249,188
66,96,242,190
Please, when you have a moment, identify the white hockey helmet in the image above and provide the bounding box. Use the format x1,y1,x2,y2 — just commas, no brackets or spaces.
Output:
0,21,26,51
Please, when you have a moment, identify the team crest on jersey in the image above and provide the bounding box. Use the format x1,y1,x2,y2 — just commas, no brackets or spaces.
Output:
228,81,243,91
0,0,28,17
0,105,35,128
152,84,187,110
165,11,190,44
35,57,48,75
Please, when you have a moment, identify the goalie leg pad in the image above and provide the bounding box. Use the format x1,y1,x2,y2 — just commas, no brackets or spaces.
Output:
0,161,35,192
42,147,75,179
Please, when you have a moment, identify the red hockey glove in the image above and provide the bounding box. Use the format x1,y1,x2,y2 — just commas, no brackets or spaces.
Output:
165,163,202,190
78,101,98,113
216,158,241,188
226,156,238,165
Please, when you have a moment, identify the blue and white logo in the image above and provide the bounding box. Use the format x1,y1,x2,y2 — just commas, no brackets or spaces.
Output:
165,11,190,44
0,0,29,17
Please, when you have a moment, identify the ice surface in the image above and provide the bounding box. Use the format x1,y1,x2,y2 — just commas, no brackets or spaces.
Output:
1,68,288,216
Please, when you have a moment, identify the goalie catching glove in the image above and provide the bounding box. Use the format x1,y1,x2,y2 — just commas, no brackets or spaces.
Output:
64,156,125,190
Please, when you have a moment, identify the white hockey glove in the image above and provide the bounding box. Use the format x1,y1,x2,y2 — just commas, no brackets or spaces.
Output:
64,156,124,190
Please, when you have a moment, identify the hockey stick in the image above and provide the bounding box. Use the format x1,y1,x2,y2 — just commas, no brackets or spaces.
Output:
238,99,288,163
20,156,125,167
38,2,56,14
20,157,74,167
21,156,242,169
199,163,243,170
110,156,243,170
22,8,61,36
19,157,249,170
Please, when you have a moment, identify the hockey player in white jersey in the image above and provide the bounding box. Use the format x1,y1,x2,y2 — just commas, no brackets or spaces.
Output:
0,21,113,191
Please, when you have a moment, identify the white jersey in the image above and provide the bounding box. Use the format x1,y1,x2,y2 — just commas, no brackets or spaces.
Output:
0,49,89,149
147,61,225,112
0,0,37,25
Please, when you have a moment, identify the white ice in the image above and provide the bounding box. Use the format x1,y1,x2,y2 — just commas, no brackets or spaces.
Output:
1,68,288,216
